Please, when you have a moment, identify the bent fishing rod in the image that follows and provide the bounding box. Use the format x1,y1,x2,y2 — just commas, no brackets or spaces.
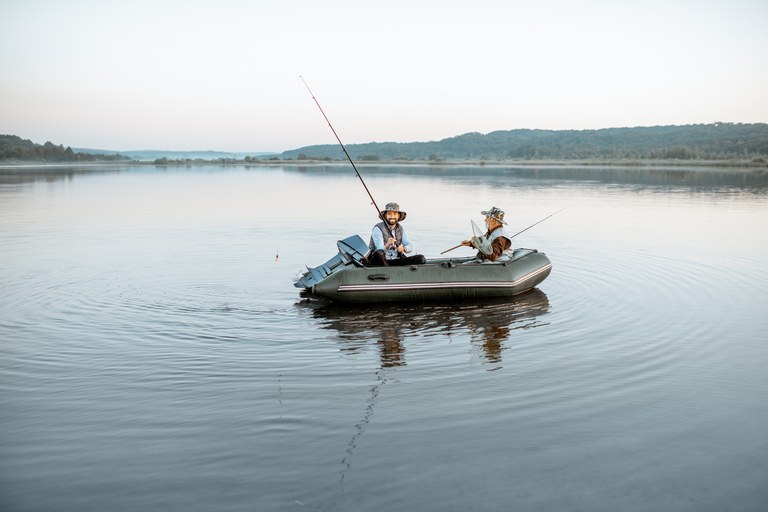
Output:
441,207,566,254
300,76,386,224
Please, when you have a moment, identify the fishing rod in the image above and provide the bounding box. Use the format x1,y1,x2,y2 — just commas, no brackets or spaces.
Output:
508,207,566,239
441,207,566,254
300,76,386,224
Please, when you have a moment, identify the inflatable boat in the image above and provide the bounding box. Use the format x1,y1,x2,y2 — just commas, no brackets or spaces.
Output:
294,235,552,304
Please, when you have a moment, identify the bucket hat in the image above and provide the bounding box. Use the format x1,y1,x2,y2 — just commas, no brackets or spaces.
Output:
381,202,407,221
481,206,506,225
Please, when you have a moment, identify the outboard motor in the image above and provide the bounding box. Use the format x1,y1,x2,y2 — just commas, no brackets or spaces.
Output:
294,235,369,289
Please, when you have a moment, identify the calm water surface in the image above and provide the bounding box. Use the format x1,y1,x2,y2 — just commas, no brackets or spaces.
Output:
1,164,767,511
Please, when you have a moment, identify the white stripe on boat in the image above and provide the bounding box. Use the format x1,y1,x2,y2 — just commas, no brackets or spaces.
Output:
337,264,552,293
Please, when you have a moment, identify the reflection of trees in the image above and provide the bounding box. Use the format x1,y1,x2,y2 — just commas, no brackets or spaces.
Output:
282,164,768,188
299,288,550,368
0,167,123,186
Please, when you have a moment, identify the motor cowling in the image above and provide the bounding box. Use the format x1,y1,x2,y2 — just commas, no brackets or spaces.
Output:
293,235,369,288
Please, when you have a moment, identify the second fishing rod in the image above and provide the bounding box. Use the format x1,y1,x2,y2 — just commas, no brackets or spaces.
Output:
441,207,566,254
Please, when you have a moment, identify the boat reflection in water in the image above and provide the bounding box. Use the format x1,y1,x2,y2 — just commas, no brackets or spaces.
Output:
300,288,550,369
298,289,550,486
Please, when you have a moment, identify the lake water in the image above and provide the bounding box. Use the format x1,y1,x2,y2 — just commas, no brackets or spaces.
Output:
1,164,767,511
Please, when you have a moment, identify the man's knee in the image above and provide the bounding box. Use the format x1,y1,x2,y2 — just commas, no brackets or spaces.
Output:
366,250,388,266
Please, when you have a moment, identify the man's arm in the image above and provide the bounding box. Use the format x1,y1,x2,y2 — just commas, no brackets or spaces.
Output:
371,226,386,251
400,227,413,254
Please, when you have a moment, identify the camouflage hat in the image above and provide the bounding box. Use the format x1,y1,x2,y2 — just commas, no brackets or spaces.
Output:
381,202,407,221
481,206,506,225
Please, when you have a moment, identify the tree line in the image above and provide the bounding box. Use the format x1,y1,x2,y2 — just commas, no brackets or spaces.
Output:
5,123,767,164
0,135,128,162
279,123,768,162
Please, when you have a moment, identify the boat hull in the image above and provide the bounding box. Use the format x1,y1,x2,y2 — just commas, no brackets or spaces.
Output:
303,249,552,303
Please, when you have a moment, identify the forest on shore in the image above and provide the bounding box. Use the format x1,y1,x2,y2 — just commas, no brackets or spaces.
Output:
279,123,768,163
0,135,128,162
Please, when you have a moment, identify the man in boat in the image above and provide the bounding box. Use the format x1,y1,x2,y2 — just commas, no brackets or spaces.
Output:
367,202,426,266
461,206,514,262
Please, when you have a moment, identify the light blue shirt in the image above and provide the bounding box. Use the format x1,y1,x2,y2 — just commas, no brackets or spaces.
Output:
371,223,413,260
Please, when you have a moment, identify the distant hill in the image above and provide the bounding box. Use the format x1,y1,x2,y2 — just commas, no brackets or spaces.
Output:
0,135,129,162
6,124,767,165
278,123,768,162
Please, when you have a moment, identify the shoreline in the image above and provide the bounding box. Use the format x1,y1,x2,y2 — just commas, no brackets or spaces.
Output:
1,157,766,170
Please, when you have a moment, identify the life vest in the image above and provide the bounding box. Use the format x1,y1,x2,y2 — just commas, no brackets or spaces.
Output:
369,222,404,260
481,226,514,262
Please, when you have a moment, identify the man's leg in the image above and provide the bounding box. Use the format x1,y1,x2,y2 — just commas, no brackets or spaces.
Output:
389,254,426,266
366,250,389,266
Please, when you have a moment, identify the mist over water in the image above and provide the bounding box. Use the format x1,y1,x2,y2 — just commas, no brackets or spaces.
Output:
1,164,767,512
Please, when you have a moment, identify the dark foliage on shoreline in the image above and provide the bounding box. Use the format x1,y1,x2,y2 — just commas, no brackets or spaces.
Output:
0,135,129,162
279,123,768,162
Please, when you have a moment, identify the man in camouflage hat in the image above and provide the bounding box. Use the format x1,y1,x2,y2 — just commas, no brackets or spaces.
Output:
461,206,514,262
368,202,426,266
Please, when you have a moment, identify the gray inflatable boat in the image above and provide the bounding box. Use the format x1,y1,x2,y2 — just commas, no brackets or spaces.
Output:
294,235,552,304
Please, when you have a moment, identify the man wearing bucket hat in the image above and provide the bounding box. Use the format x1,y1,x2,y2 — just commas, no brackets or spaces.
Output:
461,206,514,262
368,202,426,266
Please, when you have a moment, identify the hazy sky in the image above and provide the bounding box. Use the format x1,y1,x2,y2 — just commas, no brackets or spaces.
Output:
2,0,766,152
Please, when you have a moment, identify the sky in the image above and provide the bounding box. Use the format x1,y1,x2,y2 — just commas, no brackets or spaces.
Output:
1,0,767,153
